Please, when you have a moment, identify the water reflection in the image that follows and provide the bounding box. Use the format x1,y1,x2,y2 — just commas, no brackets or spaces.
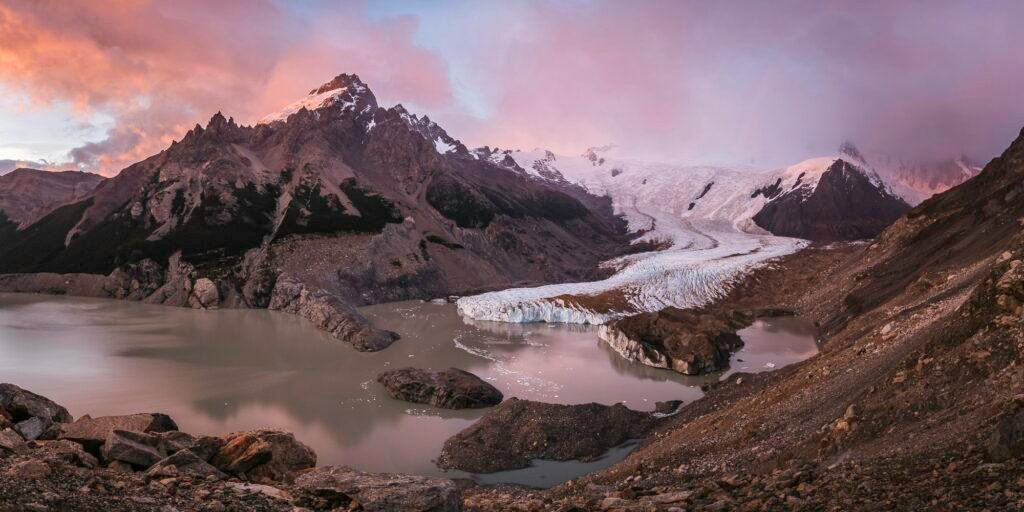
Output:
0,294,817,485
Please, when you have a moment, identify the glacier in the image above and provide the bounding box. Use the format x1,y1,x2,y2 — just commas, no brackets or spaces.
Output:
456,147,818,324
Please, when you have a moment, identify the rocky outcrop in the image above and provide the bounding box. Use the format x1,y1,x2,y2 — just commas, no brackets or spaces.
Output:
376,367,503,409
268,276,399,351
0,383,470,511
598,308,781,375
438,398,658,473
210,430,316,484
293,466,462,512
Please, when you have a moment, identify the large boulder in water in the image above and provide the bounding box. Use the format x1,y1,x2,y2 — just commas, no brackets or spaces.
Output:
211,430,316,483
598,308,768,375
59,413,177,452
438,398,658,473
293,466,461,512
376,367,503,409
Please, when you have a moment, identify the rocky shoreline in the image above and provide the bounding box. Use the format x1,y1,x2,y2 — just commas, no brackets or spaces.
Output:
0,383,462,511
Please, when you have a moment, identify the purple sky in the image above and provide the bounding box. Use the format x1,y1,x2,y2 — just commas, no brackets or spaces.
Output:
1,0,1023,175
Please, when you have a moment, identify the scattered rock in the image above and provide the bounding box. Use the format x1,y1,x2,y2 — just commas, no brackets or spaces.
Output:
293,465,461,512
59,413,178,452
211,430,315,483
438,398,657,473
377,367,503,409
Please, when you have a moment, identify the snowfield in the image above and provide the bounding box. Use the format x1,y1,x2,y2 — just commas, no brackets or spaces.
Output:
456,147,831,324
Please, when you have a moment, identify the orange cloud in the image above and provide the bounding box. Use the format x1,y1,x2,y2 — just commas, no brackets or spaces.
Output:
0,0,453,175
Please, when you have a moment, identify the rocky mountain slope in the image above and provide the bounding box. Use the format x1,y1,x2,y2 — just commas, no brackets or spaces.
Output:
465,126,1024,510
0,74,632,350
0,168,104,228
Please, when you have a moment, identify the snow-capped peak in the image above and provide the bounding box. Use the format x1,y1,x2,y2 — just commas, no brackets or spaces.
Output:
257,73,375,125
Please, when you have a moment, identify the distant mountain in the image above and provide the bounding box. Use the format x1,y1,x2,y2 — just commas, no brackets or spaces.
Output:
0,168,104,229
0,74,631,350
480,146,910,242
837,140,982,205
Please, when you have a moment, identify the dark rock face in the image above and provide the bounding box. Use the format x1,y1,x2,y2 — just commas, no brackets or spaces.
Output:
753,159,911,241
598,308,764,375
437,398,657,473
376,367,503,409
293,466,462,512
211,430,316,484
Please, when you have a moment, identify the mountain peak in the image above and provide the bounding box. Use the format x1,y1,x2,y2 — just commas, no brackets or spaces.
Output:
838,140,868,166
258,72,377,125
309,73,367,96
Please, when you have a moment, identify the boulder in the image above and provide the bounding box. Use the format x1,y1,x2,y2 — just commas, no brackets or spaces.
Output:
59,413,177,452
376,367,503,409
14,416,53,441
103,429,165,468
293,466,461,512
438,398,658,473
189,277,221,309
211,430,316,483
0,428,27,454
0,383,72,424
654,400,684,415
146,449,227,481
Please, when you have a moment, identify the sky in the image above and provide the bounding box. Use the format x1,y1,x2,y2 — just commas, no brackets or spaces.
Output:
1,0,1023,176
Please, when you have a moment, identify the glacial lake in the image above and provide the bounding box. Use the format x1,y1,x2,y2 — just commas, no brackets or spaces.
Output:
0,293,818,487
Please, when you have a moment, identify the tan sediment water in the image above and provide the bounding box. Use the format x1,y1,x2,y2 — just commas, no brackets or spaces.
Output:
0,294,817,486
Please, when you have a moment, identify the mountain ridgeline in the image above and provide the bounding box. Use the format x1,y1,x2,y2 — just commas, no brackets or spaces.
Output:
0,73,916,347
0,74,632,349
